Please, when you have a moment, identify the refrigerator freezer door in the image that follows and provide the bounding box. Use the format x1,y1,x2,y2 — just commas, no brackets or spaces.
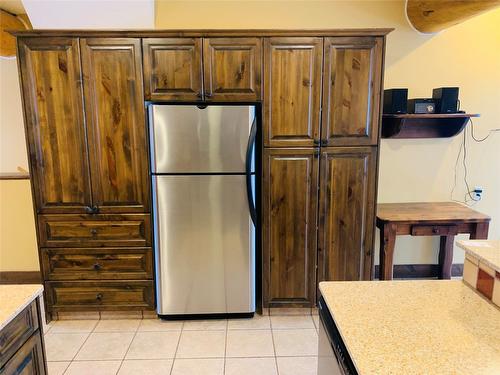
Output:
150,105,254,174
153,174,255,314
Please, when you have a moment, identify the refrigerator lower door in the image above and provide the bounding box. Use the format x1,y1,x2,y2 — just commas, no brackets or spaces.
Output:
153,175,255,315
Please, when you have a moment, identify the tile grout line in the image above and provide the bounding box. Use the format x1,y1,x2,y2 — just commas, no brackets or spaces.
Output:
269,316,280,375
113,319,141,375
169,320,185,375
223,319,228,375
61,319,99,374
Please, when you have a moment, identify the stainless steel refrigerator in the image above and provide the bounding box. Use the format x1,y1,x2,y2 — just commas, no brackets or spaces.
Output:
149,104,256,317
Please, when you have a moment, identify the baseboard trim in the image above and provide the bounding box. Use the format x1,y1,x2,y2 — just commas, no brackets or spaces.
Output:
0,271,42,284
374,264,464,279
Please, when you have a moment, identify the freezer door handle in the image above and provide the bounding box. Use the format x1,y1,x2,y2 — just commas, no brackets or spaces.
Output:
246,116,257,225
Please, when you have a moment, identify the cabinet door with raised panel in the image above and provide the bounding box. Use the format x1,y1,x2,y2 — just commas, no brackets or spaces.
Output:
318,147,377,282
142,38,203,101
263,37,323,147
263,148,319,307
81,38,149,213
203,38,262,101
18,37,92,214
322,37,383,146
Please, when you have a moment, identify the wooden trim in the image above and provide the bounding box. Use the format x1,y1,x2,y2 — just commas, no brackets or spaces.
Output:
374,264,464,279
10,28,394,38
0,173,30,180
0,271,42,284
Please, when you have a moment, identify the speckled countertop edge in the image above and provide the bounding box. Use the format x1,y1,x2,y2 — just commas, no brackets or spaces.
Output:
0,284,43,331
319,280,500,375
457,240,500,272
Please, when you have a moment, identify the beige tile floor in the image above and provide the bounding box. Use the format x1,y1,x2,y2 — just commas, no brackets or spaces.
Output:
44,314,320,375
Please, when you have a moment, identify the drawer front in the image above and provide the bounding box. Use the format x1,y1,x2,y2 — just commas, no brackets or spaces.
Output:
411,225,458,236
0,333,45,375
0,301,39,368
46,281,154,311
38,214,151,247
41,248,153,281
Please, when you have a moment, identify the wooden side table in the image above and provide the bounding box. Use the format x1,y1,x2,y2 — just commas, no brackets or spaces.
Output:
376,202,490,280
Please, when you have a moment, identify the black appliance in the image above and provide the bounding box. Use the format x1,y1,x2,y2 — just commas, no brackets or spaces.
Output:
383,88,408,114
408,98,436,114
433,87,459,113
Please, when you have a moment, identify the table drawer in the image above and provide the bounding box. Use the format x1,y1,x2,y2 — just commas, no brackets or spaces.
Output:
38,214,151,247
0,301,39,368
0,332,45,375
46,281,154,311
411,225,458,236
41,248,153,281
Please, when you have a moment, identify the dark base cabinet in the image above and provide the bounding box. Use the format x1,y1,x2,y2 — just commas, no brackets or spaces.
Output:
0,299,47,375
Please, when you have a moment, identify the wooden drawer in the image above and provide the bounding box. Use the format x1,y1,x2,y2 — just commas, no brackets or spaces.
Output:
46,281,154,311
0,301,39,368
411,225,458,236
38,214,151,247
0,332,45,375
41,248,153,281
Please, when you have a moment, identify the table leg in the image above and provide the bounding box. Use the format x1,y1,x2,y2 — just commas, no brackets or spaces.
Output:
438,235,454,279
470,222,489,239
379,223,396,280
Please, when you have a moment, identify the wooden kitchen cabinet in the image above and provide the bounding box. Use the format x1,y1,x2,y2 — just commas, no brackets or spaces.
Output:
263,148,319,307
203,38,262,101
263,37,323,147
318,147,377,282
81,38,150,214
322,37,383,146
142,38,203,101
17,37,92,214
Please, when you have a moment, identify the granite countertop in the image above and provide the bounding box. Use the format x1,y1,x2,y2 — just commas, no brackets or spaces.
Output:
0,284,43,331
319,280,500,375
457,240,500,272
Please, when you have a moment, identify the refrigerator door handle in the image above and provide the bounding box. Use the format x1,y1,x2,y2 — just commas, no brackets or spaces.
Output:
246,116,257,225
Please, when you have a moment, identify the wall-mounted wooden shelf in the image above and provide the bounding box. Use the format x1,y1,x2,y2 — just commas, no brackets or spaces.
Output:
381,113,479,139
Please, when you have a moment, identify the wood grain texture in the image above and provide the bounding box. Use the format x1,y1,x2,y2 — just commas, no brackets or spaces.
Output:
263,37,323,147
377,202,491,223
406,0,500,33
142,38,202,100
322,37,383,146
0,301,38,369
263,148,319,307
0,10,29,57
38,214,151,248
18,37,92,214
45,280,154,311
81,38,150,213
318,147,377,282
203,37,262,101
41,248,153,281
0,332,45,375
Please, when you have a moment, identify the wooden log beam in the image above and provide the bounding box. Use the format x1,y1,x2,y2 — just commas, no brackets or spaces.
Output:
406,0,500,33
0,9,31,57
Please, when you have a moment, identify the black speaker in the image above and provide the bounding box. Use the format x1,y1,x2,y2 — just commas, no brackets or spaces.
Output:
432,87,459,113
383,89,408,114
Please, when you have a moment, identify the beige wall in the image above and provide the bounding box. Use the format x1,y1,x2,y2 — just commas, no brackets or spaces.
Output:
1,0,498,272
157,0,500,265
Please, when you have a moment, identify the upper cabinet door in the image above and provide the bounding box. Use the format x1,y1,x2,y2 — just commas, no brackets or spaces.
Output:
263,37,323,147
318,147,376,282
322,37,383,146
18,37,92,214
142,38,203,101
203,38,262,101
81,38,150,213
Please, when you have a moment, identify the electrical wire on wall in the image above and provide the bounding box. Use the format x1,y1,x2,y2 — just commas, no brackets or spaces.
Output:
450,118,500,206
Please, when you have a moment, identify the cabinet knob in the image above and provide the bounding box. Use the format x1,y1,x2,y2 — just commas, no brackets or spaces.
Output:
90,229,98,236
205,92,213,98
313,139,320,145
196,92,203,99
96,293,103,301
93,263,102,271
